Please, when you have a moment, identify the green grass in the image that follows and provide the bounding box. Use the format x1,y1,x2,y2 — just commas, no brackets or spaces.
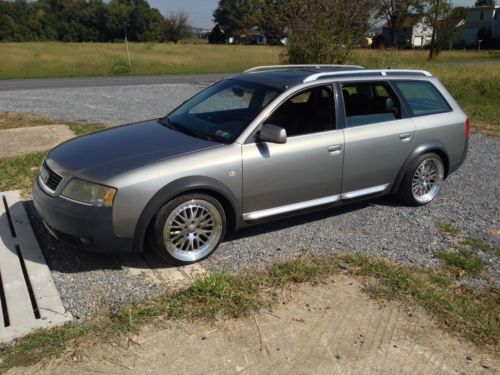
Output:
67,123,106,136
437,222,459,236
0,151,46,192
0,255,497,373
462,237,500,257
437,248,489,276
0,42,282,79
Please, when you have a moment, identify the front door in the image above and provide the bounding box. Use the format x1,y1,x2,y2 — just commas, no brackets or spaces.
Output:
241,85,344,220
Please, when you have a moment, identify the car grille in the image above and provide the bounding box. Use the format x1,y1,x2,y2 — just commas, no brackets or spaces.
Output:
40,163,63,192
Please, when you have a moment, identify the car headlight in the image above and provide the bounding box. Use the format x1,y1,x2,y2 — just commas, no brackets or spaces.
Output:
61,179,117,207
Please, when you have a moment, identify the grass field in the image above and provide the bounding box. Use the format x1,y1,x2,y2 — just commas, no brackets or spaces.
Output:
0,43,499,136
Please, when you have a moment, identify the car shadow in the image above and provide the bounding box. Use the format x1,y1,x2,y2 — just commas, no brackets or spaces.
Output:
20,196,401,274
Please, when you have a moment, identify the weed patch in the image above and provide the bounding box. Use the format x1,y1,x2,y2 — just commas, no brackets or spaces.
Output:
437,222,459,236
437,248,488,276
462,237,500,257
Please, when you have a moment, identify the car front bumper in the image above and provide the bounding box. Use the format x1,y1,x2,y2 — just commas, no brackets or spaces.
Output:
33,179,135,253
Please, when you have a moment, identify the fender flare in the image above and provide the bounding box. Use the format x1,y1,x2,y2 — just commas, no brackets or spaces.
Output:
391,140,450,194
132,176,241,253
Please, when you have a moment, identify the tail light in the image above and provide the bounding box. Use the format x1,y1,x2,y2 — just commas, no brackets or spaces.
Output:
465,118,470,139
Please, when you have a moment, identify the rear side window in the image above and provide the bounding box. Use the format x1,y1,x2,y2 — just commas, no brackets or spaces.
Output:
341,82,402,127
394,81,451,117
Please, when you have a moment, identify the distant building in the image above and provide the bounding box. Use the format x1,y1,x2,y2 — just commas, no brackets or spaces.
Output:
459,6,500,47
372,16,433,49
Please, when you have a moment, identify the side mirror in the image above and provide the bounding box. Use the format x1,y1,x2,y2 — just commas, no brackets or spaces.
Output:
258,124,287,144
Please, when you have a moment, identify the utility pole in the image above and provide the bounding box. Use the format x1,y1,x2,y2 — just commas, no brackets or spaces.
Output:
124,26,132,70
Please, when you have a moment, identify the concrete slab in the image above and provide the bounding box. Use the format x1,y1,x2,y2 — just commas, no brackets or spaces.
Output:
0,125,74,157
0,190,71,343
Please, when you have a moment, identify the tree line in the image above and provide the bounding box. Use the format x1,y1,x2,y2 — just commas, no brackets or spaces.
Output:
0,0,192,43
209,0,475,61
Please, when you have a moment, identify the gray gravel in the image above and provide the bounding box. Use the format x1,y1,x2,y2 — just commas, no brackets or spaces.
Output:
0,83,207,125
2,83,498,319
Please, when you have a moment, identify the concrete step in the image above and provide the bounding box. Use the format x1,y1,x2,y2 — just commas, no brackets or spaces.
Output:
0,190,71,343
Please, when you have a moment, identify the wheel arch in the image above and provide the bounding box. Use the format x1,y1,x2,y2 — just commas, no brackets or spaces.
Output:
132,176,241,253
392,141,450,194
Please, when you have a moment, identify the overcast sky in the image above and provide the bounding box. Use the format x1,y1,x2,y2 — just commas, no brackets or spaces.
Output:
148,0,479,28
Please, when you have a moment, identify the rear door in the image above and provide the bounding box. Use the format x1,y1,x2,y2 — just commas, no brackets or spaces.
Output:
340,81,416,195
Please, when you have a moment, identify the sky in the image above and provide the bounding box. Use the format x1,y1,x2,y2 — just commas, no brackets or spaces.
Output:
148,0,480,28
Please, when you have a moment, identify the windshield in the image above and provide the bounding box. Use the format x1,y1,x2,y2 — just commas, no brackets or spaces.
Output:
164,79,282,143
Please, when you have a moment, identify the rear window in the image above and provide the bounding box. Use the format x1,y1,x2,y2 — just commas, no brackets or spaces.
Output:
341,82,402,127
394,81,451,117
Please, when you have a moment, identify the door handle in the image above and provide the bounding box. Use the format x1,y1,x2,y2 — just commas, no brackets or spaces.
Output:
399,133,412,142
328,145,342,155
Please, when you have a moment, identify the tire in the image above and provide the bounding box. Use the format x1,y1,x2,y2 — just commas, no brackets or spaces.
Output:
151,193,226,265
397,152,445,206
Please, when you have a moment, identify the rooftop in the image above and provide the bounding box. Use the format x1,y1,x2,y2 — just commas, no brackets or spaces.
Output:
234,65,433,89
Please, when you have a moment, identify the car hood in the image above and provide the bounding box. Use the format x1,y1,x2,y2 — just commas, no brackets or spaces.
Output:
47,120,222,180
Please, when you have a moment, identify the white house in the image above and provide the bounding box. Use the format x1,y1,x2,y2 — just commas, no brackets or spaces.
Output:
375,16,433,48
460,6,500,46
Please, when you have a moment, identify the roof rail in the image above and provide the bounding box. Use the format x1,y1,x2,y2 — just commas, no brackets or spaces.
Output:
244,64,364,73
304,69,433,82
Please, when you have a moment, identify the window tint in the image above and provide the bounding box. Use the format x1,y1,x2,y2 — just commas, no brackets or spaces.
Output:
168,79,282,143
394,81,451,116
266,85,334,137
342,82,401,127
190,85,255,114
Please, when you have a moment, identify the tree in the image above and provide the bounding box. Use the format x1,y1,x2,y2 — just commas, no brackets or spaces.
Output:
0,0,166,42
276,0,377,64
474,0,495,6
0,14,16,41
162,11,192,44
427,3,465,59
377,0,425,48
213,0,266,40
208,24,225,44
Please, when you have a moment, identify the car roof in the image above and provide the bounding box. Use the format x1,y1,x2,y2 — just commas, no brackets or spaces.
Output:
231,65,433,90
233,66,363,89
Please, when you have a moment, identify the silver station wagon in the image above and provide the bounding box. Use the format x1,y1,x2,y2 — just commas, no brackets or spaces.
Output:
33,65,469,264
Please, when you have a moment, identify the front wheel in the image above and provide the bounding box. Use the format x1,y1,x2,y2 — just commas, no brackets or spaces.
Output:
397,153,445,206
152,194,226,265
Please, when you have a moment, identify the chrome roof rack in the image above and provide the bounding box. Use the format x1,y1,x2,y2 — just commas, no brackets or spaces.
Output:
244,64,365,73
304,69,433,82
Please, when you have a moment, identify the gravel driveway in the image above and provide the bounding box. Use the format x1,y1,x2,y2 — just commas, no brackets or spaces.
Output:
0,83,207,124
2,83,499,319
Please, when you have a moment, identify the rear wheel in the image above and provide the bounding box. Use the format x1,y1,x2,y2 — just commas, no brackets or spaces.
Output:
397,153,444,206
152,194,226,265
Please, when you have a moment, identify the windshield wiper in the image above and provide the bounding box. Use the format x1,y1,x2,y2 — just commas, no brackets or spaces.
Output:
160,117,210,141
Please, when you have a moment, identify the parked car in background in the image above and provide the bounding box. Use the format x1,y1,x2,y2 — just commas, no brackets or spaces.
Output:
33,65,469,265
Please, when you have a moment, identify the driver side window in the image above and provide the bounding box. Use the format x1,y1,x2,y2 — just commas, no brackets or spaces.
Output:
266,85,335,137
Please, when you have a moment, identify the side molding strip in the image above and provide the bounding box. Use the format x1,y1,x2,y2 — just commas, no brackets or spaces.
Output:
340,183,391,200
243,194,341,221
242,183,391,221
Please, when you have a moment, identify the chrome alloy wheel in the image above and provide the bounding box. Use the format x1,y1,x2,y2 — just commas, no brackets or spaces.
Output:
162,199,223,262
411,157,444,204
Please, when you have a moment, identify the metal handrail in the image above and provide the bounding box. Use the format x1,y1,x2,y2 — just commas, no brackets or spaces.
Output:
244,64,365,73
303,69,433,82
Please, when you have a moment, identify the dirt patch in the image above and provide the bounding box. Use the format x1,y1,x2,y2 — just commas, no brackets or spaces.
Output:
7,274,497,374
0,125,74,157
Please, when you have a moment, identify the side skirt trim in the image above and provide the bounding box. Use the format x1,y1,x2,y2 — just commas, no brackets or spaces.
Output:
243,195,340,221
340,183,390,200
242,183,390,221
